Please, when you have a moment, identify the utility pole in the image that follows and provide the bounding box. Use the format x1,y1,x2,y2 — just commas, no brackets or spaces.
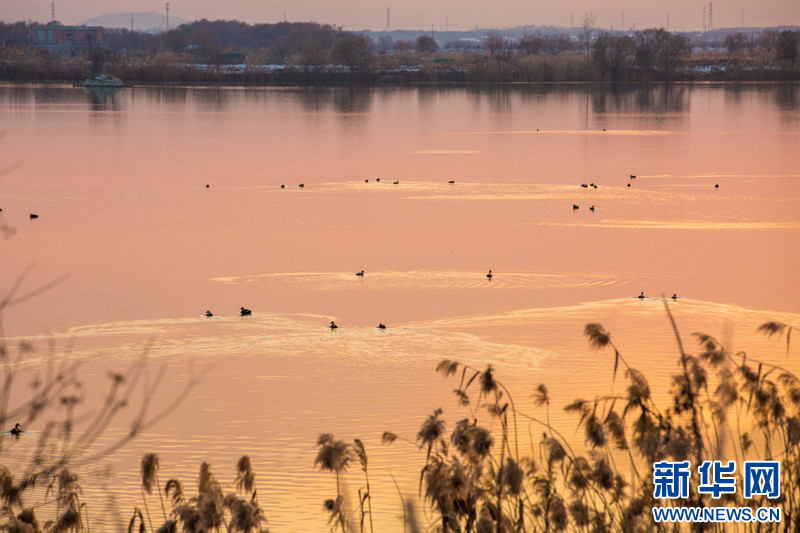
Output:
621,11,624,31
51,1,55,22
666,13,669,31
131,13,134,31
741,9,745,27
446,15,448,32
702,5,706,32
709,1,713,30
165,2,170,31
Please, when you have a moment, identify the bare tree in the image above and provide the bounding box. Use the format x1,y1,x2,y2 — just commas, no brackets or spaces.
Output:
581,12,598,56
332,33,374,72
483,32,506,57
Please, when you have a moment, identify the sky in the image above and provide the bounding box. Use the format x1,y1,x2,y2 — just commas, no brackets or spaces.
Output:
1,0,799,32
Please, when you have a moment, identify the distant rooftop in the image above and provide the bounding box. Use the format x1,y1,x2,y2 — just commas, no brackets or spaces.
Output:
32,24,102,31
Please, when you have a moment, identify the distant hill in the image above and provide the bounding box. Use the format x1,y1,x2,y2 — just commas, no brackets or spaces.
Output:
79,12,188,33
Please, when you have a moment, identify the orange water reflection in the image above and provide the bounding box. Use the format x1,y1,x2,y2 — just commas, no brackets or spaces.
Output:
1,84,799,531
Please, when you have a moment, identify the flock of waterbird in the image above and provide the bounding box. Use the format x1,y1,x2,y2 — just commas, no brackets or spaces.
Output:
199,173,690,328
204,267,679,330
205,270,393,329
7,170,721,223
1,153,710,441
573,174,719,210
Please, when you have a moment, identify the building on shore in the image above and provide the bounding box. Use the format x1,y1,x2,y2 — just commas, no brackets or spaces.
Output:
32,23,103,54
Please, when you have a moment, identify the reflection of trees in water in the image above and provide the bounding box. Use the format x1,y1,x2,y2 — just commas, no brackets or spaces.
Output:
84,87,121,111
774,83,799,110
296,87,328,113
291,87,376,128
333,87,372,114
455,84,691,116
190,86,230,110
586,84,689,115
465,84,513,114
31,86,85,107
295,86,373,115
130,86,229,111
720,83,798,113
137,86,191,108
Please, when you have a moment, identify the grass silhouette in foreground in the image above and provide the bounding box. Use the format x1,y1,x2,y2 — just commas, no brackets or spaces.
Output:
0,265,202,532
314,301,797,532
131,455,267,533
2,283,798,531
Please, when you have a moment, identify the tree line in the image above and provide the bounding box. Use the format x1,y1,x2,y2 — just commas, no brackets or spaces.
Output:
0,19,798,83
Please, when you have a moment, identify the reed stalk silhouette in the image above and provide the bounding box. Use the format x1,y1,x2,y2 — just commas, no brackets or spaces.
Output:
133,454,268,533
370,301,800,532
0,266,202,531
315,433,358,532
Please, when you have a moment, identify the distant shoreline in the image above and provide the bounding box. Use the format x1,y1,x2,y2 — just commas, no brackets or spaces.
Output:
4,78,799,88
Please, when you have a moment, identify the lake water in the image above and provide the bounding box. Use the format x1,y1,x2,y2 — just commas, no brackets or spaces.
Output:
1,83,799,531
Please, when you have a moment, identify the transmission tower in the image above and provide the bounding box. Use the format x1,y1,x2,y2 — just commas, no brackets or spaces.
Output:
703,5,706,33
386,8,390,31
166,2,170,31
709,2,713,30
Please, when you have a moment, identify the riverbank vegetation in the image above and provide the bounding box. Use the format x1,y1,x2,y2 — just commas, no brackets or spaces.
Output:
0,20,799,84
